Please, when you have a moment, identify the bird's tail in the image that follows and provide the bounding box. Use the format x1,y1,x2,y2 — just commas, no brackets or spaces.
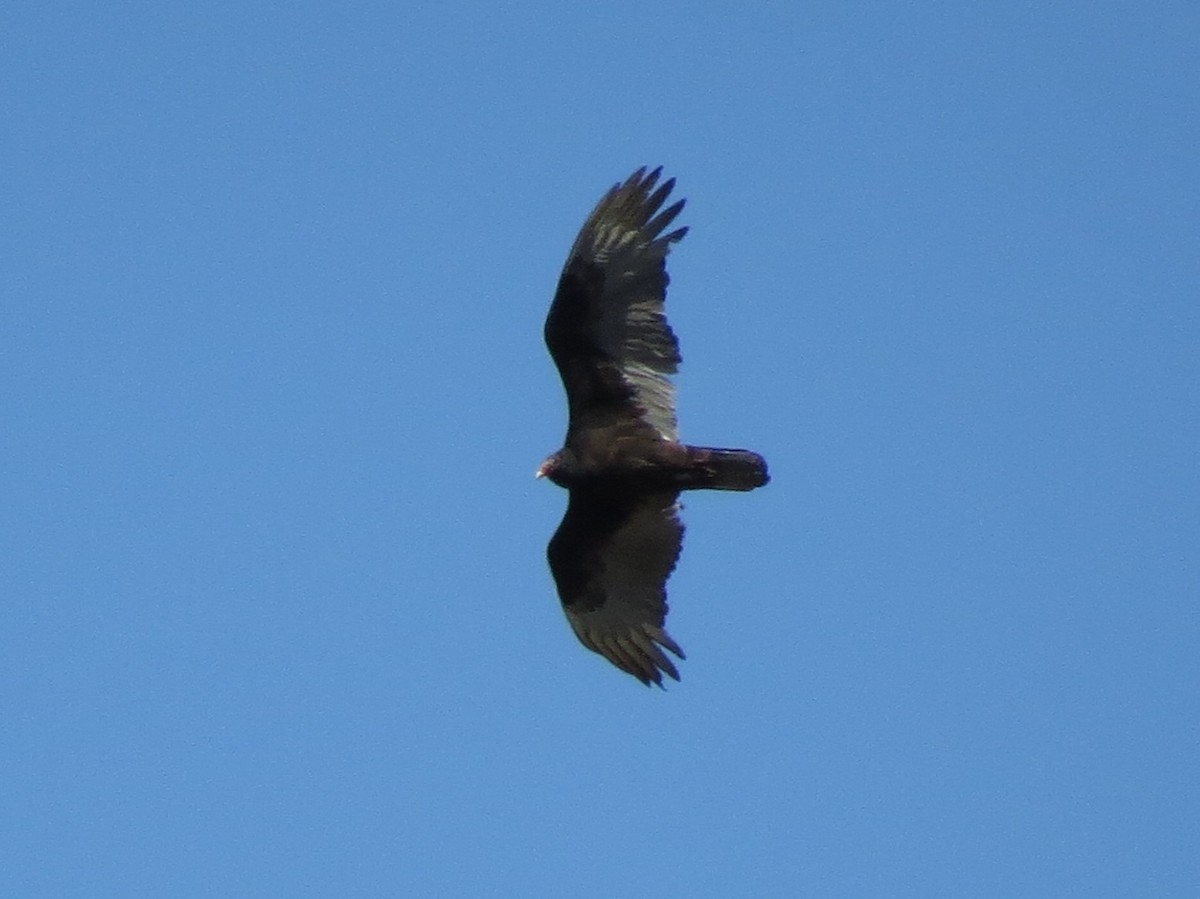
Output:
683,446,770,491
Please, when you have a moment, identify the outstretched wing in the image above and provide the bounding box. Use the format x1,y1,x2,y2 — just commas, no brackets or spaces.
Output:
545,167,688,444
547,488,686,686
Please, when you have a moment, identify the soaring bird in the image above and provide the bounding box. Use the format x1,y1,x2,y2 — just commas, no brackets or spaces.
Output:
538,167,769,686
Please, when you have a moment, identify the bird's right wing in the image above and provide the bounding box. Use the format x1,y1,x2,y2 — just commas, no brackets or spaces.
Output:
546,488,686,686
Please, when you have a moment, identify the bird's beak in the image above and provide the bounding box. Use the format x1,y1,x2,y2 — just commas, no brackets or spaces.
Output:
534,463,547,479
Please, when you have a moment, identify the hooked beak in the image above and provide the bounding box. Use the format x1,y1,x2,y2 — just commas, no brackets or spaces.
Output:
534,463,548,479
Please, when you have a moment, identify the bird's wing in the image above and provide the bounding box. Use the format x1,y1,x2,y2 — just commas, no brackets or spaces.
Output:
547,488,686,686
544,167,687,444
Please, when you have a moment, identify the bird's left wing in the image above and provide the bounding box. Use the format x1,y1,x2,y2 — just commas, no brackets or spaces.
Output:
544,167,688,443
547,488,686,686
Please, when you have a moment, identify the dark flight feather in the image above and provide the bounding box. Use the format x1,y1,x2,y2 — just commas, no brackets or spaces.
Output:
538,167,769,686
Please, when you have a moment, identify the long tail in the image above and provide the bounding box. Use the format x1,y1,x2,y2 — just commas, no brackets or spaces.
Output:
683,446,770,491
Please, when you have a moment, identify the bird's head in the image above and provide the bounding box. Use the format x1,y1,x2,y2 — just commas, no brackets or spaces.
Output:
535,450,566,485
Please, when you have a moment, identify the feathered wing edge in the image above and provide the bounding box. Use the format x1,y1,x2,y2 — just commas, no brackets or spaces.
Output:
567,611,687,687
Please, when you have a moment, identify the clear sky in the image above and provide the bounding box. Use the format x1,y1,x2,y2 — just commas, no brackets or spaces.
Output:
3,2,1197,896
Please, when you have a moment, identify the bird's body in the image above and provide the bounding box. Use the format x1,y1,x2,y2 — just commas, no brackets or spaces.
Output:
539,167,769,686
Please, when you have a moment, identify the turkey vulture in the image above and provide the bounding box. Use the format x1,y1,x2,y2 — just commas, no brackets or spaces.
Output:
537,166,769,686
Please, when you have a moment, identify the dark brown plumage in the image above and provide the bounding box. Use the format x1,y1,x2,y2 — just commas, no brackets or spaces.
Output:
537,167,769,686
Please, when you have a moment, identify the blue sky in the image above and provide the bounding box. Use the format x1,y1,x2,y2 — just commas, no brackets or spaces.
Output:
3,2,1197,895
